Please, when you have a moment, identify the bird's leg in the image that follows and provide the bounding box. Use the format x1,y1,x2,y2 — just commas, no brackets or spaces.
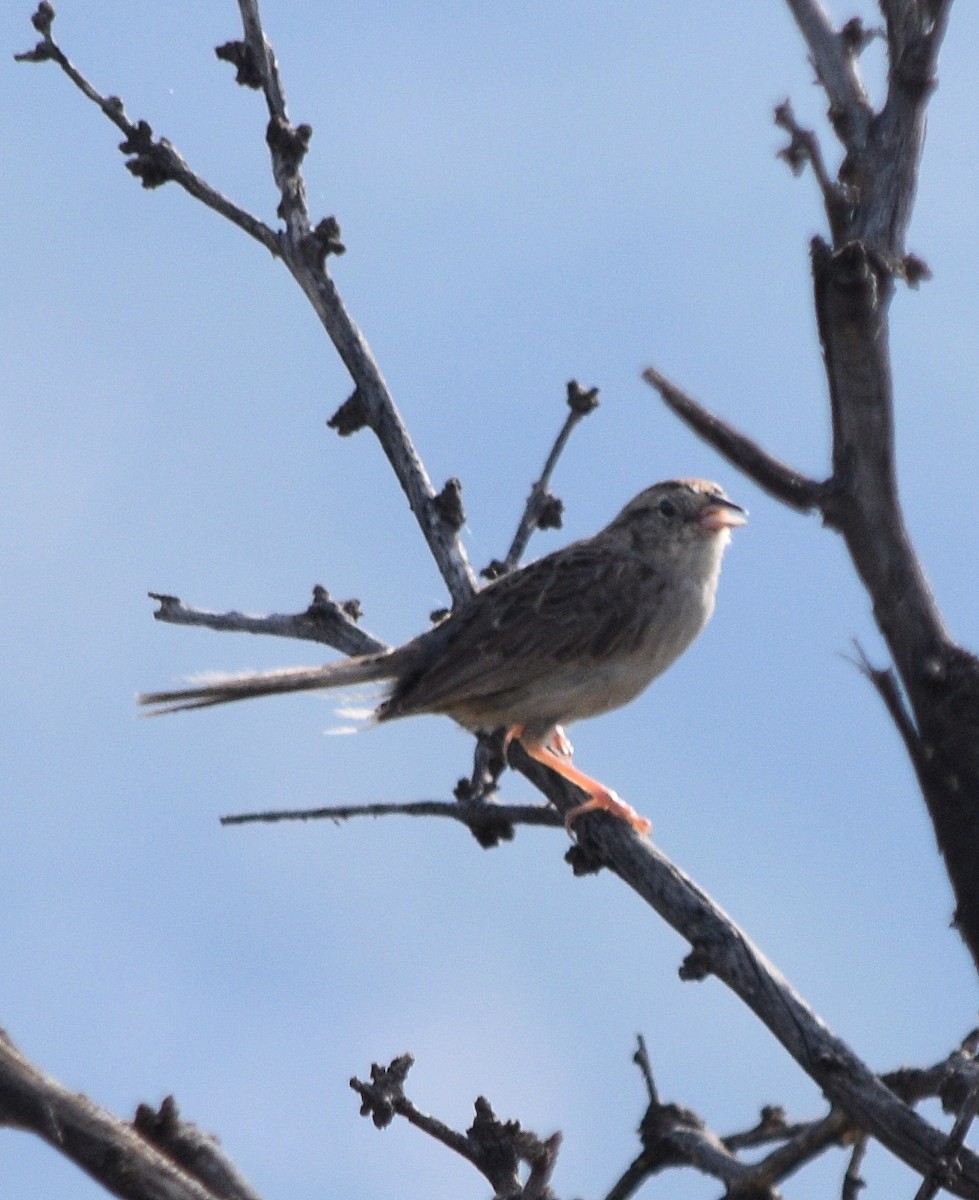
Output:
506,725,652,837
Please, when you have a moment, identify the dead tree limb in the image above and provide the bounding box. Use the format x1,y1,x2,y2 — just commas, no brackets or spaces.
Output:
0,1029,259,1200
646,0,979,973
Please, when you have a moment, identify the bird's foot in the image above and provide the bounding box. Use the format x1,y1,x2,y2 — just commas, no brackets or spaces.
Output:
507,726,652,838
564,789,652,837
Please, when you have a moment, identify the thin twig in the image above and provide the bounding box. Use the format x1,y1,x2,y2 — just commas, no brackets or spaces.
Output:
220,797,562,832
501,381,600,573
723,1105,811,1152
913,1076,979,1200
622,1045,850,1198
608,1112,751,1200
742,1108,851,1193
774,99,851,242
850,641,924,771
632,1035,660,1106
842,1133,868,1200
15,10,279,254
885,1038,979,1114
235,0,309,240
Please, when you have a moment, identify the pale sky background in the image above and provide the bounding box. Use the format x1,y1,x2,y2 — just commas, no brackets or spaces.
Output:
4,4,979,1199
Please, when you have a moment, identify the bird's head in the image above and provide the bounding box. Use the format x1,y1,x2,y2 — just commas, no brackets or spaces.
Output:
606,478,747,563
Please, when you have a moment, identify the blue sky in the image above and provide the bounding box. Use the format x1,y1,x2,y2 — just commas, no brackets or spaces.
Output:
3,4,979,1198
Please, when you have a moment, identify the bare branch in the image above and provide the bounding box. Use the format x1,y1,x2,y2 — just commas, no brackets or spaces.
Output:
632,1035,660,1107
0,1028,255,1200
806,238,979,969
723,1105,812,1152
15,9,278,254
229,0,478,604
317,325,478,605
860,1,952,252
653,41,979,963
148,588,387,656
565,816,979,1197
885,1030,979,1113
17,2,477,606
607,1030,979,1198
624,1091,756,1197
220,797,562,850
913,1076,979,1200
611,1052,848,1200
842,1134,869,1200
350,1055,561,1200
605,1029,979,1196
781,0,953,258
133,1097,263,1200
742,1109,850,1194
774,98,851,242
851,641,925,773
454,730,510,807
497,381,600,574
782,0,873,150
641,367,826,511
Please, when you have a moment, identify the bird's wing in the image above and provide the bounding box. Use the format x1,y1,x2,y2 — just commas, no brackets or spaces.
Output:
382,540,664,720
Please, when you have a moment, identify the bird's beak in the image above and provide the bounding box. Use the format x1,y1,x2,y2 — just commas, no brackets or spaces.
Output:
699,499,747,532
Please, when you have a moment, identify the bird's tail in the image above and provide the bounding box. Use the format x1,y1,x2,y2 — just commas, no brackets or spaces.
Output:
137,651,401,715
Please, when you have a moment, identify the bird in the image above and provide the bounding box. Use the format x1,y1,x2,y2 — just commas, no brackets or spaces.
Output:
139,478,746,835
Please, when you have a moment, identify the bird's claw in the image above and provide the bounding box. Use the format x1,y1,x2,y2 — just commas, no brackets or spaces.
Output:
564,788,652,837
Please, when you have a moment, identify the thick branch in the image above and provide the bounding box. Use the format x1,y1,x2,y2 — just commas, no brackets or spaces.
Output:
781,0,953,259
809,238,979,969
564,815,979,1197
649,256,979,972
656,1,979,968
0,1029,253,1200
865,0,954,251
811,240,948,662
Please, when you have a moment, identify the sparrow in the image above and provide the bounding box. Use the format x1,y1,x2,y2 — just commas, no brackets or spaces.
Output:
139,478,746,835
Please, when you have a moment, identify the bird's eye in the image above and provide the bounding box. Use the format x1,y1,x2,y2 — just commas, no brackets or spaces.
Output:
657,498,677,518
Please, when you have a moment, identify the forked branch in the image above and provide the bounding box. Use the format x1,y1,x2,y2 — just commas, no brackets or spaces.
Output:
648,0,979,979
